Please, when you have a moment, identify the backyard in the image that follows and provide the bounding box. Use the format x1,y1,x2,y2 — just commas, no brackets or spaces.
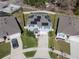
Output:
0,42,11,59
21,29,38,49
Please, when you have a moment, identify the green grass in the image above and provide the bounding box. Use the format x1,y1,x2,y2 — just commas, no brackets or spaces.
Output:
49,51,58,58
54,55,68,59
0,43,11,59
49,14,58,31
48,31,70,54
48,31,56,48
49,51,68,59
54,40,70,54
21,30,38,49
24,51,36,58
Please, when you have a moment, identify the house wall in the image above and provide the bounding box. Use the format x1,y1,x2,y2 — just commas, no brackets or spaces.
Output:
8,33,21,39
70,37,79,59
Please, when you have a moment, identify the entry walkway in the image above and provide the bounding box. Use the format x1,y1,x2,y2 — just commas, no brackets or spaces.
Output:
33,31,51,59
10,34,26,59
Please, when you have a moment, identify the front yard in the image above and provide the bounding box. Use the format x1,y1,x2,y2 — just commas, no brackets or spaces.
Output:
48,30,70,54
24,51,36,58
21,29,38,49
0,42,11,59
48,31,56,48
49,51,58,58
49,51,68,59
55,40,70,54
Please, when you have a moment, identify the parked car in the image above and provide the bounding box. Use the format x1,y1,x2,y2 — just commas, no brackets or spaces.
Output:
11,38,19,49
56,33,67,40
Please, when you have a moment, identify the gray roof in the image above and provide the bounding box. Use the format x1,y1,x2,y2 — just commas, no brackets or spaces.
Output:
58,15,79,35
2,4,21,14
0,2,21,14
0,15,20,38
0,1,9,10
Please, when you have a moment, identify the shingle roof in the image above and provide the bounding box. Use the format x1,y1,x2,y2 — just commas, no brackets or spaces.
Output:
2,4,21,14
0,15,20,38
0,2,21,14
58,15,79,35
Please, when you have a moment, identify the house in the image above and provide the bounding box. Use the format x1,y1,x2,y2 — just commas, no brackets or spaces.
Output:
2,4,21,14
0,12,20,42
24,11,55,32
0,3,24,27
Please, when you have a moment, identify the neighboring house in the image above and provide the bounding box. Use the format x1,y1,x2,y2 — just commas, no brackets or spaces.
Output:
54,15,79,59
0,3,24,27
0,12,20,42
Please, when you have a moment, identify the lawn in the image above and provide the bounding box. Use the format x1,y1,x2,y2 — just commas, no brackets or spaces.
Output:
49,51,58,59
49,14,58,32
24,51,36,58
21,29,38,49
54,40,70,54
49,51,68,59
48,31,70,54
48,31,56,48
0,43,11,59
54,55,69,59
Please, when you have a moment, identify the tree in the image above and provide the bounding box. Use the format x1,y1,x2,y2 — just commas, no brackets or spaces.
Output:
75,0,79,7
23,0,48,7
74,0,79,15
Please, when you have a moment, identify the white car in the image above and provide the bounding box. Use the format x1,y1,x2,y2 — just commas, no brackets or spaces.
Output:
56,33,68,40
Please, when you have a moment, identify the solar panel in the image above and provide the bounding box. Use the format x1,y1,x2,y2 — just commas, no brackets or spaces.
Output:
42,23,48,26
34,18,40,22
37,16,41,19
31,21,37,24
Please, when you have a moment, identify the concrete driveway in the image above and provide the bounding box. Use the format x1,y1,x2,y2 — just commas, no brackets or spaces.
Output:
34,31,51,59
10,34,26,59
